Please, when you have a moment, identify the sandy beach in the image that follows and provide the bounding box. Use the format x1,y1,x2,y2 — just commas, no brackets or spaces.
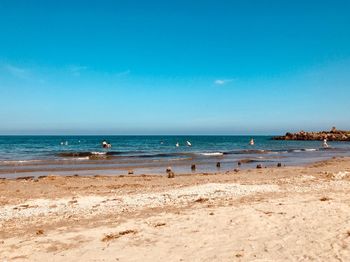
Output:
0,157,350,261
2,0,350,260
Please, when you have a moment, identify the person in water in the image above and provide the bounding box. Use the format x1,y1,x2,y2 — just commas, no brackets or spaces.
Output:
101,140,112,148
323,138,329,148
249,138,255,146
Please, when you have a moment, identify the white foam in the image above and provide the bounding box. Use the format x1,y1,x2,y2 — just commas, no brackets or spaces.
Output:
61,157,90,161
0,160,42,164
200,152,224,156
75,157,90,160
91,152,107,155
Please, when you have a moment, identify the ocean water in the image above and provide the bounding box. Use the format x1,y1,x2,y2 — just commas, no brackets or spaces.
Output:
1,135,350,178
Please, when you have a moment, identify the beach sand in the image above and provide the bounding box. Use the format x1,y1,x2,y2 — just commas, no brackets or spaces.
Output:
1,157,350,261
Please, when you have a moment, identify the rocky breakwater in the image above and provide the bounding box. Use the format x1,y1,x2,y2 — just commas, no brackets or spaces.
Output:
273,127,350,141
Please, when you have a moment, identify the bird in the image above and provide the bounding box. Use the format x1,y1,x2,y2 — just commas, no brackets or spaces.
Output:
186,141,192,146
176,142,179,147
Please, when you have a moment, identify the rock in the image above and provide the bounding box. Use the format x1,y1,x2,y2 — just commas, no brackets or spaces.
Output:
233,168,239,173
128,170,134,175
166,167,175,178
167,171,175,178
36,229,44,235
273,127,350,141
240,159,255,164
16,176,34,180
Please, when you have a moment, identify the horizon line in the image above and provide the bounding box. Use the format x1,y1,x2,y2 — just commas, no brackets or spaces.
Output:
0,133,281,136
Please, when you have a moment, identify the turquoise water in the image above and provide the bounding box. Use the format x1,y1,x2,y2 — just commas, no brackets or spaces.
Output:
1,136,350,178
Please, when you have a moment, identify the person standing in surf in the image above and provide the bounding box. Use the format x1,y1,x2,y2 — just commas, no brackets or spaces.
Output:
323,138,329,148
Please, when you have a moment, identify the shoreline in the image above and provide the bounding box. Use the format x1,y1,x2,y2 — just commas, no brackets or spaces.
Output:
1,157,350,261
0,153,347,179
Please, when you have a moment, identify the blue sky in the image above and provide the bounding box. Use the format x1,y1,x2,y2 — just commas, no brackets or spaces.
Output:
0,0,349,135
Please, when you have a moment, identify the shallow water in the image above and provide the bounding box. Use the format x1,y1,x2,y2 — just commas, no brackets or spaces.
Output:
1,135,350,178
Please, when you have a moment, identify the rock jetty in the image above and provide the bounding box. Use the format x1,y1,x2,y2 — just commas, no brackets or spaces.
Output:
273,127,350,141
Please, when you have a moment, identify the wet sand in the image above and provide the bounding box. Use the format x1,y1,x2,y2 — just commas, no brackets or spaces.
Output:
1,157,350,261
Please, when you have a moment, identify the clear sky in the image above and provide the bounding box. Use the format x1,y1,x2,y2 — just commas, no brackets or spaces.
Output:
0,0,349,135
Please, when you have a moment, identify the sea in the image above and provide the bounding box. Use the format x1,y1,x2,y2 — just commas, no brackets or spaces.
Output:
1,135,350,178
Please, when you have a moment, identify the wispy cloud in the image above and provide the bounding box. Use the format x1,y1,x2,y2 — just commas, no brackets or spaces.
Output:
115,69,130,77
1,62,131,84
68,65,88,76
3,64,31,80
214,79,234,85
67,66,130,78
